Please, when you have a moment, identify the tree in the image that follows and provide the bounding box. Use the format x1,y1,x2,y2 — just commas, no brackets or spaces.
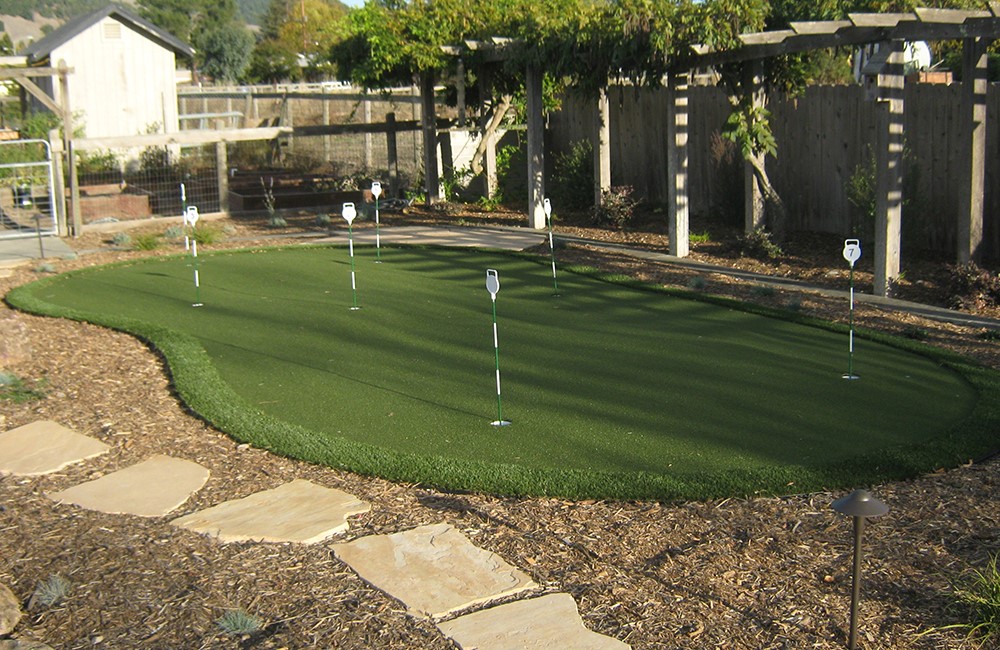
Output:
199,25,255,82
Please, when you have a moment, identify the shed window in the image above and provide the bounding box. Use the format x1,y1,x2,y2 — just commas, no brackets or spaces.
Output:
103,22,122,40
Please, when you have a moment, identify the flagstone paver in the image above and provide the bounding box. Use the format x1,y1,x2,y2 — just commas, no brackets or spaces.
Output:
437,592,631,649
48,454,209,517
331,522,537,619
0,583,21,636
0,421,109,477
171,478,370,544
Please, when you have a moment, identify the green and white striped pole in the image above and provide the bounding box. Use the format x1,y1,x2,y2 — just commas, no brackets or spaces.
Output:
186,206,203,307
486,269,510,426
842,239,861,380
544,198,559,296
180,183,189,251
343,202,360,310
372,181,383,263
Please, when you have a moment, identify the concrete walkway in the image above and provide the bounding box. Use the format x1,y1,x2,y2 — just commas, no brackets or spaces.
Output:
0,236,75,269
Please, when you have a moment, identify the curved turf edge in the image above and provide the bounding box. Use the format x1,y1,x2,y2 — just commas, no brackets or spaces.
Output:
7,246,999,502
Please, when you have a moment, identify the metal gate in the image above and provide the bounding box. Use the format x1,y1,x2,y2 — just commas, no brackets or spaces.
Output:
0,139,57,240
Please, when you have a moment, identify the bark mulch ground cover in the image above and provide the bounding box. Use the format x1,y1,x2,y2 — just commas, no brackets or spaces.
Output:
0,204,998,649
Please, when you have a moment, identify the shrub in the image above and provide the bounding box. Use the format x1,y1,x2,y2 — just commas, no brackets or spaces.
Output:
686,275,707,291
948,262,1000,310
549,140,594,211
133,233,161,250
163,226,184,240
690,231,712,244
978,328,1000,341
590,185,638,229
111,232,131,248
216,609,264,636
192,225,222,245
315,213,331,227
937,554,1000,645
737,227,783,260
29,575,70,611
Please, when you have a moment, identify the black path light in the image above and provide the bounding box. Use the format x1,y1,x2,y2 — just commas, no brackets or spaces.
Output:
831,489,889,650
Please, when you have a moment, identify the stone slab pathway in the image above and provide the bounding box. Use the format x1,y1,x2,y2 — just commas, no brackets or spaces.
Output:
171,478,370,544
438,592,630,649
331,522,537,619
48,454,209,517
0,421,109,476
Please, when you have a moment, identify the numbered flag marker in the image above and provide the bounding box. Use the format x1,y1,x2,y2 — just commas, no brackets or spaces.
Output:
485,269,509,426
543,198,559,296
842,239,861,380
372,182,383,263
343,203,360,310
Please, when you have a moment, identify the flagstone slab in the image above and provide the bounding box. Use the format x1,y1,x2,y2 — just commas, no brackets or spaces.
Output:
0,421,110,476
171,478,370,544
437,593,631,649
48,455,209,517
331,523,536,619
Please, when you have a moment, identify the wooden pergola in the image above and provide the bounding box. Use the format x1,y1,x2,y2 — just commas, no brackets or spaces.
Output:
434,6,1000,297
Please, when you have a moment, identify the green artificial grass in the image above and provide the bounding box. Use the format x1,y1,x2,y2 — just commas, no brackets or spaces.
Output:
9,244,999,501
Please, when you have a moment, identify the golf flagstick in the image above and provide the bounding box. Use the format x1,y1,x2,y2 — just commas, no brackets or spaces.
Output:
842,239,861,379
544,198,559,296
343,203,360,310
372,181,383,262
186,206,203,307
486,269,510,426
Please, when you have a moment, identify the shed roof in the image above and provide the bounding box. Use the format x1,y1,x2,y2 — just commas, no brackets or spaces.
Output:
20,4,195,64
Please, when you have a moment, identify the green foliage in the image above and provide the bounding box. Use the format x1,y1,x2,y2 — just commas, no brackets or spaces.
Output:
690,231,712,244
933,554,1000,645
216,609,264,636
133,232,162,250
549,140,594,211
978,328,1000,341
590,185,638,229
686,275,707,291
246,39,301,83
738,227,783,260
111,232,131,248
77,150,120,175
197,24,254,82
0,372,46,403
164,225,185,239
0,0,106,20
29,575,70,611
192,224,222,244
315,213,331,227
723,104,777,161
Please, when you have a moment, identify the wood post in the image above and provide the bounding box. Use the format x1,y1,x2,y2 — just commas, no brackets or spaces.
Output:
386,112,399,197
957,36,990,264
364,98,373,170
420,71,440,204
873,41,905,297
58,61,81,237
216,140,229,214
594,86,611,207
667,72,690,258
526,64,545,229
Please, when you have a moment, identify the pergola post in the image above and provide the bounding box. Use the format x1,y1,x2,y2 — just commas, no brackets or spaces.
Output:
58,61,82,237
743,60,765,234
873,41,905,297
593,85,611,207
419,71,440,204
957,36,990,264
667,72,690,258
526,63,545,229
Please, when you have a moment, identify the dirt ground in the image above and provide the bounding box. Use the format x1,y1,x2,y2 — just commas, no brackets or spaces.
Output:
0,204,998,649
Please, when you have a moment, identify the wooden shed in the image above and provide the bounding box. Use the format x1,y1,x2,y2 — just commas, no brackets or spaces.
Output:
20,5,194,140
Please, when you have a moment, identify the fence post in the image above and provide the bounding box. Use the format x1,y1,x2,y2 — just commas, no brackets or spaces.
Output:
957,36,989,264
48,130,67,237
420,71,440,203
216,140,229,214
364,98,373,170
386,112,399,197
667,72,690,258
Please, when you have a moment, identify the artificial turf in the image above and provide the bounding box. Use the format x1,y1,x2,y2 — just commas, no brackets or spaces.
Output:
9,244,998,500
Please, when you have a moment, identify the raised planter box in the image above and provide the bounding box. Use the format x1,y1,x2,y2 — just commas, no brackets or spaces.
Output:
228,188,370,213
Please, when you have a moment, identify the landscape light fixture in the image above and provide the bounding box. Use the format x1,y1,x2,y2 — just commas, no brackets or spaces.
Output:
831,489,889,650
186,206,203,307
486,269,509,426
544,198,559,296
842,239,862,379
343,202,360,310
371,181,383,263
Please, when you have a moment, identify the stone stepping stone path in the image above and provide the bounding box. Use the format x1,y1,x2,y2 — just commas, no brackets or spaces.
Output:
4,421,628,648
48,454,209,517
330,522,537,619
0,421,109,477
171,478,370,544
437,592,630,649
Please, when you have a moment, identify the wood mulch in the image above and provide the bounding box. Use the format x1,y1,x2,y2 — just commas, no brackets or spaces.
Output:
0,205,997,649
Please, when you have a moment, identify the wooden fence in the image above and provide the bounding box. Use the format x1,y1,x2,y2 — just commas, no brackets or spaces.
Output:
549,83,1000,258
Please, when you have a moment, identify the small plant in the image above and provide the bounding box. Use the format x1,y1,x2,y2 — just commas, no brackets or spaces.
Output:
0,373,47,403
477,195,503,211
690,231,712,244
133,232,161,251
590,185,638,230
785,296,803,312
29,574,70,610
163,225,184,239
111,232,131,248
192,224,222,245
261,177,286,228
33,262,56,274
932,554,1000,645
315,213,331,227
687,275,707,291
216,608,264,636
949,262,1000,311
751,284,776,298
901,325,929,341
737,227,783,260
978,328,1000,341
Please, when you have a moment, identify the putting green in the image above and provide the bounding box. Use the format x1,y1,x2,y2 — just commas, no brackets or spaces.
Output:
10,245,998,500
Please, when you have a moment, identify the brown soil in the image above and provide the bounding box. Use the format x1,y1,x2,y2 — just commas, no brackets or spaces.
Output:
1,204,998,649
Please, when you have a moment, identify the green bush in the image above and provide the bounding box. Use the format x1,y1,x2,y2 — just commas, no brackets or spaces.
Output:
590,185,638,229
133,233,161,250
111,232,131,248
949,262,1000,310
549,140,594,211
192,225,222,245
933,554,1000,645
738,227,783,260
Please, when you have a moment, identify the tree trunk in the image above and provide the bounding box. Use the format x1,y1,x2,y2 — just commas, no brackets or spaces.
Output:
745,150,786,240
469,94,512,176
